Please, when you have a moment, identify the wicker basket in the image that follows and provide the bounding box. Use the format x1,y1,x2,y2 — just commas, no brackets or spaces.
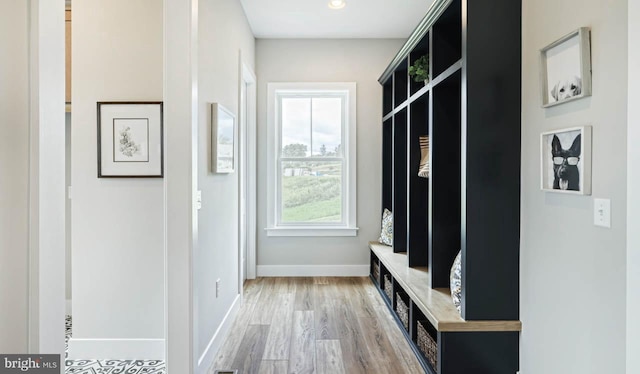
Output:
395,294,409,331
417,320,438,371
383,275,393,300
373,262,380,281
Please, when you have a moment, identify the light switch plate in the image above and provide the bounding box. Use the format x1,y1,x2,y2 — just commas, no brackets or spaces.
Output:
594,198,611,228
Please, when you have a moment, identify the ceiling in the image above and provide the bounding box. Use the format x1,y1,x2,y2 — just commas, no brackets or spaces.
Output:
239,0,435,39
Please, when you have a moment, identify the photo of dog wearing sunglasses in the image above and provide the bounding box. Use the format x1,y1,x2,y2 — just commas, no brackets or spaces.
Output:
551,133,581,191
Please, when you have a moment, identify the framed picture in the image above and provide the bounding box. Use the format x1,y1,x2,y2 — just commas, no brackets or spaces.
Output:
540,27,592,107
97,102,163,178
540,126,592,195
211,103,236,173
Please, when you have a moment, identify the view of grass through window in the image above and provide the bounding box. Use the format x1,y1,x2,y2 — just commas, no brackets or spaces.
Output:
281,160,342,222
279,96,344,223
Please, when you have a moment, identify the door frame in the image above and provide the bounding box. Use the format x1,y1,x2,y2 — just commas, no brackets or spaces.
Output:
239,53,257,283
27,0,67,355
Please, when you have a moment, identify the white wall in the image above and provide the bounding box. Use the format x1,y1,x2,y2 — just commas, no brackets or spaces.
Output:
195,0,255,370
0,0,30,353
521,0,628,373
66,112,72,307
255,39,404,274
70,0,164,359
627,2,639,373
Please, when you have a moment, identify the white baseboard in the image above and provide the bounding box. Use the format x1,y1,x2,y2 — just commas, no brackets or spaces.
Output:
66,299,72,315
67,338,165,360
257,265,369,277
196,294,241,373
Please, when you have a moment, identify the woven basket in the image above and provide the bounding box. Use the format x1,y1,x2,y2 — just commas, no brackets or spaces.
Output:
373,262,380,281
383,275,393,301
417,320,438,371
396,294,409,331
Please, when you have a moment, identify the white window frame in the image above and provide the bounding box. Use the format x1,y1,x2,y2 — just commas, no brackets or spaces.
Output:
266,82,358,237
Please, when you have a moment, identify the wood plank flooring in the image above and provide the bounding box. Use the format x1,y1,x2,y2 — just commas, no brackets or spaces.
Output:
209,277,423,374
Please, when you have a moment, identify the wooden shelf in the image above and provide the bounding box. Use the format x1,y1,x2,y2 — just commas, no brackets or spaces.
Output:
370,242,521,333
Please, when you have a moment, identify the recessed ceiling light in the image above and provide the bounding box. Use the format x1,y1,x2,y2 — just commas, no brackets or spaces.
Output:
328,0,346,10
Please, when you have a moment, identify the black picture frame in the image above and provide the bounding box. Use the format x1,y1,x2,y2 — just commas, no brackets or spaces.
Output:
97,101,164,178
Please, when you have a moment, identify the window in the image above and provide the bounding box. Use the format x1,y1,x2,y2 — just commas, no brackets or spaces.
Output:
266,82,357,237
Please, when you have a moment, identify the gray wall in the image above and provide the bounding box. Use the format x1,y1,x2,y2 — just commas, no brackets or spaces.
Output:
255,39,404,272
70,0,164,357
521,0,628,372
627,1,639,372
0,0,29,353
196,0,255,366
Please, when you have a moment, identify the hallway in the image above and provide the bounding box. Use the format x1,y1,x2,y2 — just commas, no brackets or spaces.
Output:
210,277,422,374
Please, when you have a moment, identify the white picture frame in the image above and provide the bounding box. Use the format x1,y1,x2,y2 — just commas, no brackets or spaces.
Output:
540,126,592,195
211,103,236,173
97,102,163,178
540,27,592,108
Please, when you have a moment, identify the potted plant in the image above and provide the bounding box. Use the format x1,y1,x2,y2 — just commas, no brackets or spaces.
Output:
409,55,430,84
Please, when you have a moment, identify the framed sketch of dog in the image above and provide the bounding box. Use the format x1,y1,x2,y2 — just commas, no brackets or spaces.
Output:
540,27,592,107
540,126,592,195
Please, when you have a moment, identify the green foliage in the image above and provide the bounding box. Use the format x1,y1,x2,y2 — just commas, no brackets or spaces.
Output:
282,143,308,157
409,55,430,83
282,176,341,209
282,196,341,222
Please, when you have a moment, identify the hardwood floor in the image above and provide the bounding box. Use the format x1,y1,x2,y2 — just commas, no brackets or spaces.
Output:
209,277,423,374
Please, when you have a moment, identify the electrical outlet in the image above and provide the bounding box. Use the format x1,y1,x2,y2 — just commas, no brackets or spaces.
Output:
594,198,611,228
216,278,221,298
196,190,202,210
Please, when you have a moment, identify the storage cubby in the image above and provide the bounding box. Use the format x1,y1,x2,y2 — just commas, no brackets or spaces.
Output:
408,94,429,267
394,283,411,333
393,60,409,107
429,71,461,288
370,0,522,372
392,109,408,253
370,252,380,286
382,118,393,213
381,265,393,304
383,79,393,116
431,0,461,78
409,34,430,96
412,305,439,373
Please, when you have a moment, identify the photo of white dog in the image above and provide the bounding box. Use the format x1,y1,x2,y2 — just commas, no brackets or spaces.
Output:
541,28,591,107
550,76,582,101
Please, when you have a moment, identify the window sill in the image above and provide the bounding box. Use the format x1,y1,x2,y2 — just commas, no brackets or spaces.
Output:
265,226,359,237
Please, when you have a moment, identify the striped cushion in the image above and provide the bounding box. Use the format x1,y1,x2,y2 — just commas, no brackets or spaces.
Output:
418,136,430,178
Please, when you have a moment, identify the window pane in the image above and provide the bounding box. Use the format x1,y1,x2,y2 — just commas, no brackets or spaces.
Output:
281,161,342,223
312,98,342,157
281,98,311,157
